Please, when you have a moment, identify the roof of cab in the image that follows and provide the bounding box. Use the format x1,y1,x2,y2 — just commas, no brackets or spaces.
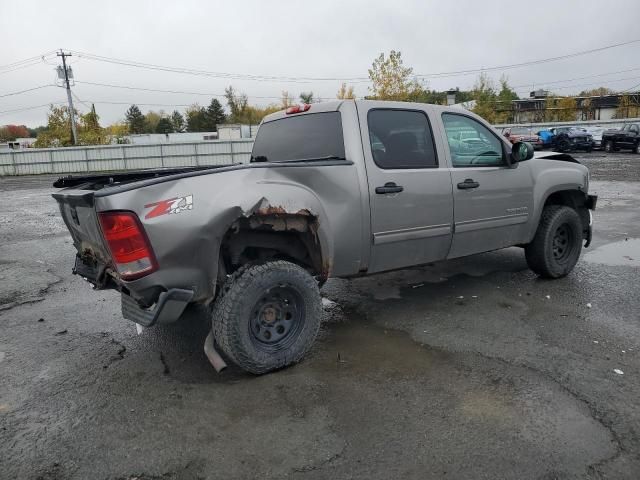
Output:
260,99,478,124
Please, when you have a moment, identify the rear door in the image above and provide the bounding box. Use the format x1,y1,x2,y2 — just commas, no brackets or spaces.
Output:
357,104,454,273
440,112,534,258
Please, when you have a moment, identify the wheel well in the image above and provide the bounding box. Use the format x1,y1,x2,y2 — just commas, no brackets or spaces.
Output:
543,190,590,231
219,212,324,280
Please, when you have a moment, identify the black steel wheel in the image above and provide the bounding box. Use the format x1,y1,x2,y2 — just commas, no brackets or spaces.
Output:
525,205,583,278
551,223,574,264
211,260,322,374
249,285,304,352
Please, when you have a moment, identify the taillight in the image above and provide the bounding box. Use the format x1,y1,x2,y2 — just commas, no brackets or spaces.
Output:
285,104,311,114
98,211,157,280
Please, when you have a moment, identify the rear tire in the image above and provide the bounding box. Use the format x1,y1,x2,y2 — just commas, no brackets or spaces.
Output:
211,260,322,374
634,142,640,154
525,205,583,279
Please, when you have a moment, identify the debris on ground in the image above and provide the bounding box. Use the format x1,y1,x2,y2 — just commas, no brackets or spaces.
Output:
545,295,551,299
613,369,624,375
586,303,592,308
412,283,424,289
55,329,68,335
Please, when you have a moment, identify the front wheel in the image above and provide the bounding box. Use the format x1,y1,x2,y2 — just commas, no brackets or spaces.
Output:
604,140,614,153
634,142,640,154
525,205,583,279
211,260,322,374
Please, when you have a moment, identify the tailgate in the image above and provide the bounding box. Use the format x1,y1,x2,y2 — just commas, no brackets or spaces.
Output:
52,189,112,284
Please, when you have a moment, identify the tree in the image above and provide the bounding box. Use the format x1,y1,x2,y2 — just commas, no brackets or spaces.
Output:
125,104,145,134
34,106,76,147
494,76,519,123
171,110,185,133
155,117,174,134
143,111,162,133
105,122,129,143
185,104,208,132
337,83,356,99
205,98,226,131
614,94,640,119
367,50,422,101
77,104,107,145
224,86,249,123
544,96,577,122
0,125,29,142
579,87,614,97
299,91,314,104
470,73,498,123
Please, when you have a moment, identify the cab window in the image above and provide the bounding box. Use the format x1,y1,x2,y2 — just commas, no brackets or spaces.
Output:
442,113,505,167
367,109,438,169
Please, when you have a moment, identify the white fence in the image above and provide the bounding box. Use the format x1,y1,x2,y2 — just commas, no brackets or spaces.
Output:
0,139,254,176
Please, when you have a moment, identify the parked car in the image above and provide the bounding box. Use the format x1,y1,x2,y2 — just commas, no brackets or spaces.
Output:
601,123,640,153
583,127,606,150
53,100,597,374
502,126,543,150
550,126,594,152
536,129,554,148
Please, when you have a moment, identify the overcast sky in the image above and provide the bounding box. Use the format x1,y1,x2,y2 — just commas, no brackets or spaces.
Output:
2,0,640,127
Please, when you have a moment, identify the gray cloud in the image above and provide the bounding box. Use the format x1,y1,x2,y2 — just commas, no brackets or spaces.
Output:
1,0,639,126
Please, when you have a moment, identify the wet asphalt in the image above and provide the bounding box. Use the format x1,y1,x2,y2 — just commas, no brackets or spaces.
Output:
0,152,639,479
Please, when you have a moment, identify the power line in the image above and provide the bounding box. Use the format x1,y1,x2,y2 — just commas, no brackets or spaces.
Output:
67,38,640,83
0,51,57,70
74,80,285,100
0,84,54,98
414,38,640,79
510,66,640,89
0,102,63,117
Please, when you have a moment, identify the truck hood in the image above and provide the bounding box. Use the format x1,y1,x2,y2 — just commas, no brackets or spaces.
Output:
532,152,581,164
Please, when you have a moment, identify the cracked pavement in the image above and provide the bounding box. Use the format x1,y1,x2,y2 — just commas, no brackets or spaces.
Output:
1,152,639,479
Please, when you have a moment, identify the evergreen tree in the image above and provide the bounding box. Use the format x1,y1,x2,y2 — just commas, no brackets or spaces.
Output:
171,110,185,133
205,98,226,131
155,117,174,134
185,105,208,132
125,104,145,134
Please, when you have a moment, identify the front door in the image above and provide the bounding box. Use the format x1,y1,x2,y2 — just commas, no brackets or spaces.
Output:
358,105,454,273
440,112,534,259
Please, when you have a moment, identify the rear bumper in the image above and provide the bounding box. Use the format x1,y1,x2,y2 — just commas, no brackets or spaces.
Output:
121,288,194,327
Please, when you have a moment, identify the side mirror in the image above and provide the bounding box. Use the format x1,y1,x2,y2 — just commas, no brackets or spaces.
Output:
511,141,534,163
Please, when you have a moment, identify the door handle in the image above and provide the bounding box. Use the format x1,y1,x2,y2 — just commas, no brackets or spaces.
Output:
375,182,404,194
457,179,479,190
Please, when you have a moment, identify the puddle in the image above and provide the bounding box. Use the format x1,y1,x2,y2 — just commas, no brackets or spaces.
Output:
584,238,640,267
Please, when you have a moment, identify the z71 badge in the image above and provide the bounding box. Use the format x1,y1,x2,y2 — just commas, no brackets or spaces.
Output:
144,195,193,219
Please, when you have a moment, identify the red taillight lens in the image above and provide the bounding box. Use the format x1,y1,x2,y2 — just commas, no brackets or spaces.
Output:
285,104,311,114
98,211,157,280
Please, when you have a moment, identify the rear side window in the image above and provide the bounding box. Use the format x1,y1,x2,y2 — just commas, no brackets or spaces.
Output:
367,109,438,169
251,112,345,162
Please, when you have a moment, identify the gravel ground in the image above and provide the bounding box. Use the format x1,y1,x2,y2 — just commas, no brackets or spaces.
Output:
1,152,639,479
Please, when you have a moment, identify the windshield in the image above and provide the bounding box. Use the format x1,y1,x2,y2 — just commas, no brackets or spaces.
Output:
251,112,345,162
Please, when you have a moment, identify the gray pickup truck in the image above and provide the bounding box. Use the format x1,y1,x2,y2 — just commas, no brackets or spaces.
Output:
53,100,597,374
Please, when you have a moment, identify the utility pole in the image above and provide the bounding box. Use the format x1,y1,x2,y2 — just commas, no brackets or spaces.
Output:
57,50,78,145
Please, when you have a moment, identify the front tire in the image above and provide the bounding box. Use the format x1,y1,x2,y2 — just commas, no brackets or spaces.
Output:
211,260,322,374
634,142,640,154
525,205,583,279
604,140,614,153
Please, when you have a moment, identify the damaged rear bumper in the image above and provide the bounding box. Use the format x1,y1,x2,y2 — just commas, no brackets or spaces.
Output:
121,288,194,327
